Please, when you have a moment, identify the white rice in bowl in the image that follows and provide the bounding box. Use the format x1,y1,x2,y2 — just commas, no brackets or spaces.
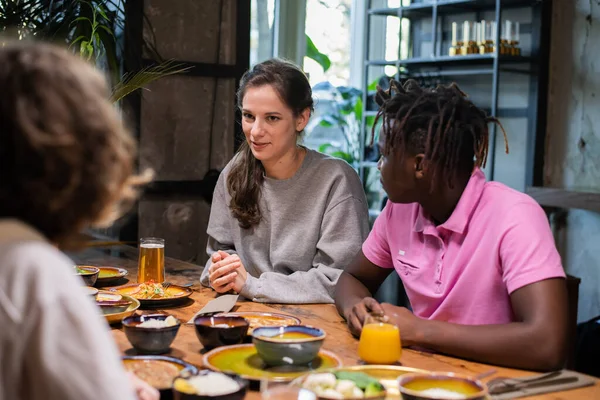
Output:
138,315,178,328
185,372,240,396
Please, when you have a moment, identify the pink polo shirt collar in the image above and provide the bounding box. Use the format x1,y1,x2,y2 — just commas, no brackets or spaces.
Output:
413,168,486,235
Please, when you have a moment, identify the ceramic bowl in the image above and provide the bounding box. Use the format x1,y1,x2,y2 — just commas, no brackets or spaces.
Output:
97,299,133,315
251,325,326,367
193,316,250,350
172,370,249,400
74,266,99,286
397,373,488,400
122,314,181,354
84,286,99,297
123,355,197,400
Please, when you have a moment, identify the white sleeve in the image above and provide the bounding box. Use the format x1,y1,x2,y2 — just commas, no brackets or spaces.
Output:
23,282,136,400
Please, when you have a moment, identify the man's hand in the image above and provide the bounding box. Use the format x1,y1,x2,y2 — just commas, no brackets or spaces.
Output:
344,297,384,337
381,303,421,347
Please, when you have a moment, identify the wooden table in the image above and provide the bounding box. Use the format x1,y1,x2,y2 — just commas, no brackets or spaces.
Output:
71,245,600,400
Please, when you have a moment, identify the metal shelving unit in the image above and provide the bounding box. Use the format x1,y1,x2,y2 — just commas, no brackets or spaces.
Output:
359,0,549,218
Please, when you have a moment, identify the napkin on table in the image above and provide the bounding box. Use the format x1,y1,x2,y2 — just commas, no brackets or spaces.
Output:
186,294,238,324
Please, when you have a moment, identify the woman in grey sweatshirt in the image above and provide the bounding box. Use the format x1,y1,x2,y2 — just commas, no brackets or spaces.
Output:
200,59,370,304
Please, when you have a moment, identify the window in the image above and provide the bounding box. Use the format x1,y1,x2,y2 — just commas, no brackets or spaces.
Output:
250,0,276,66
303,0,352,87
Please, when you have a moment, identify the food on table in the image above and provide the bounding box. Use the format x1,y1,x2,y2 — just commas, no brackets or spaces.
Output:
174,372,240,396
74,266,88,274
130,281,173,299
137,315,179,328
234,315,298,330
123,359,181,389
96,291,123,302
378,379,399,391
417,388,467,399
302,371,385,399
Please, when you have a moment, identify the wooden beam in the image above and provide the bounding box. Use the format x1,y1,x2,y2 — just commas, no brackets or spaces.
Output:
526,186,600,213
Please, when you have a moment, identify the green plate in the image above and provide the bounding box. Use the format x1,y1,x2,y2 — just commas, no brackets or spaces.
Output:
203,344,342,382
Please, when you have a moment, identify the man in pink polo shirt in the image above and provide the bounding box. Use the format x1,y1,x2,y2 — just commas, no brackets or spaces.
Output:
335,80,568,371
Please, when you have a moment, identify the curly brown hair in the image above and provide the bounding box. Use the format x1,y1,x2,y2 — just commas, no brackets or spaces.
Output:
0,41,150,245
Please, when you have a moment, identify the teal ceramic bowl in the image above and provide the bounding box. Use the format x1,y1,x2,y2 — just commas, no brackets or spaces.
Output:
251,325,326,367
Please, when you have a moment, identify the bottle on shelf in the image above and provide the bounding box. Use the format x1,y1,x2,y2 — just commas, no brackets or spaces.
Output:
460,21,478,55
501,20,514,55
510,21,521,56
479,20,495,54
477,20,486,55
449,22,461,56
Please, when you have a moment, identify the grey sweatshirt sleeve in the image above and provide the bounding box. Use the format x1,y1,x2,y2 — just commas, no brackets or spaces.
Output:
200,175,236,287
239,196,370,304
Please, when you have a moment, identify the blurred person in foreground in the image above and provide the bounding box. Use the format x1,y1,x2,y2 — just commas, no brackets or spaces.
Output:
0,41,157,400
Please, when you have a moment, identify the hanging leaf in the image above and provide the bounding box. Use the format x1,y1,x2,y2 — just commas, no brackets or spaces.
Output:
338,86,361,99
366,115,376,128
330,151,354,164
354,97,363,122
110,60,192,103
305,34,331,72
367,77,380,92
318,143,334,153
318,144,355,164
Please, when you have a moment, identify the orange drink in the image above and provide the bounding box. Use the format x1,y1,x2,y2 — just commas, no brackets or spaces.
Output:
358,313,401,364
137,237,165,283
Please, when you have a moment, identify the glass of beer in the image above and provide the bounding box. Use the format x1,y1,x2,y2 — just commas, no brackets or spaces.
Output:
137,237,165,283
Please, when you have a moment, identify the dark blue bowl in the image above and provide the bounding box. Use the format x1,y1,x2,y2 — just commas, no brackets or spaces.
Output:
252,325,326,366
122,314,180,354
193,316,250,350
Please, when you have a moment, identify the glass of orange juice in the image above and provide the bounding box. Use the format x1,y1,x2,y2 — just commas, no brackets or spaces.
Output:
358,312,401,364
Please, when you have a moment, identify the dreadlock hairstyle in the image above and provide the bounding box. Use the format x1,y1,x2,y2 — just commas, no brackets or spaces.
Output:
373,79,508,190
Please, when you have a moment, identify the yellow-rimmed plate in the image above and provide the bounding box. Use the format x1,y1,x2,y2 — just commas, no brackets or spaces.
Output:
102,294,139,324
203,343,342,383
112,283,193,308
216,311,301,333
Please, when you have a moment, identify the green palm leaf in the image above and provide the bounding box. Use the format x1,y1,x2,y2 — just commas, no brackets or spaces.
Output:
110,60,192,103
